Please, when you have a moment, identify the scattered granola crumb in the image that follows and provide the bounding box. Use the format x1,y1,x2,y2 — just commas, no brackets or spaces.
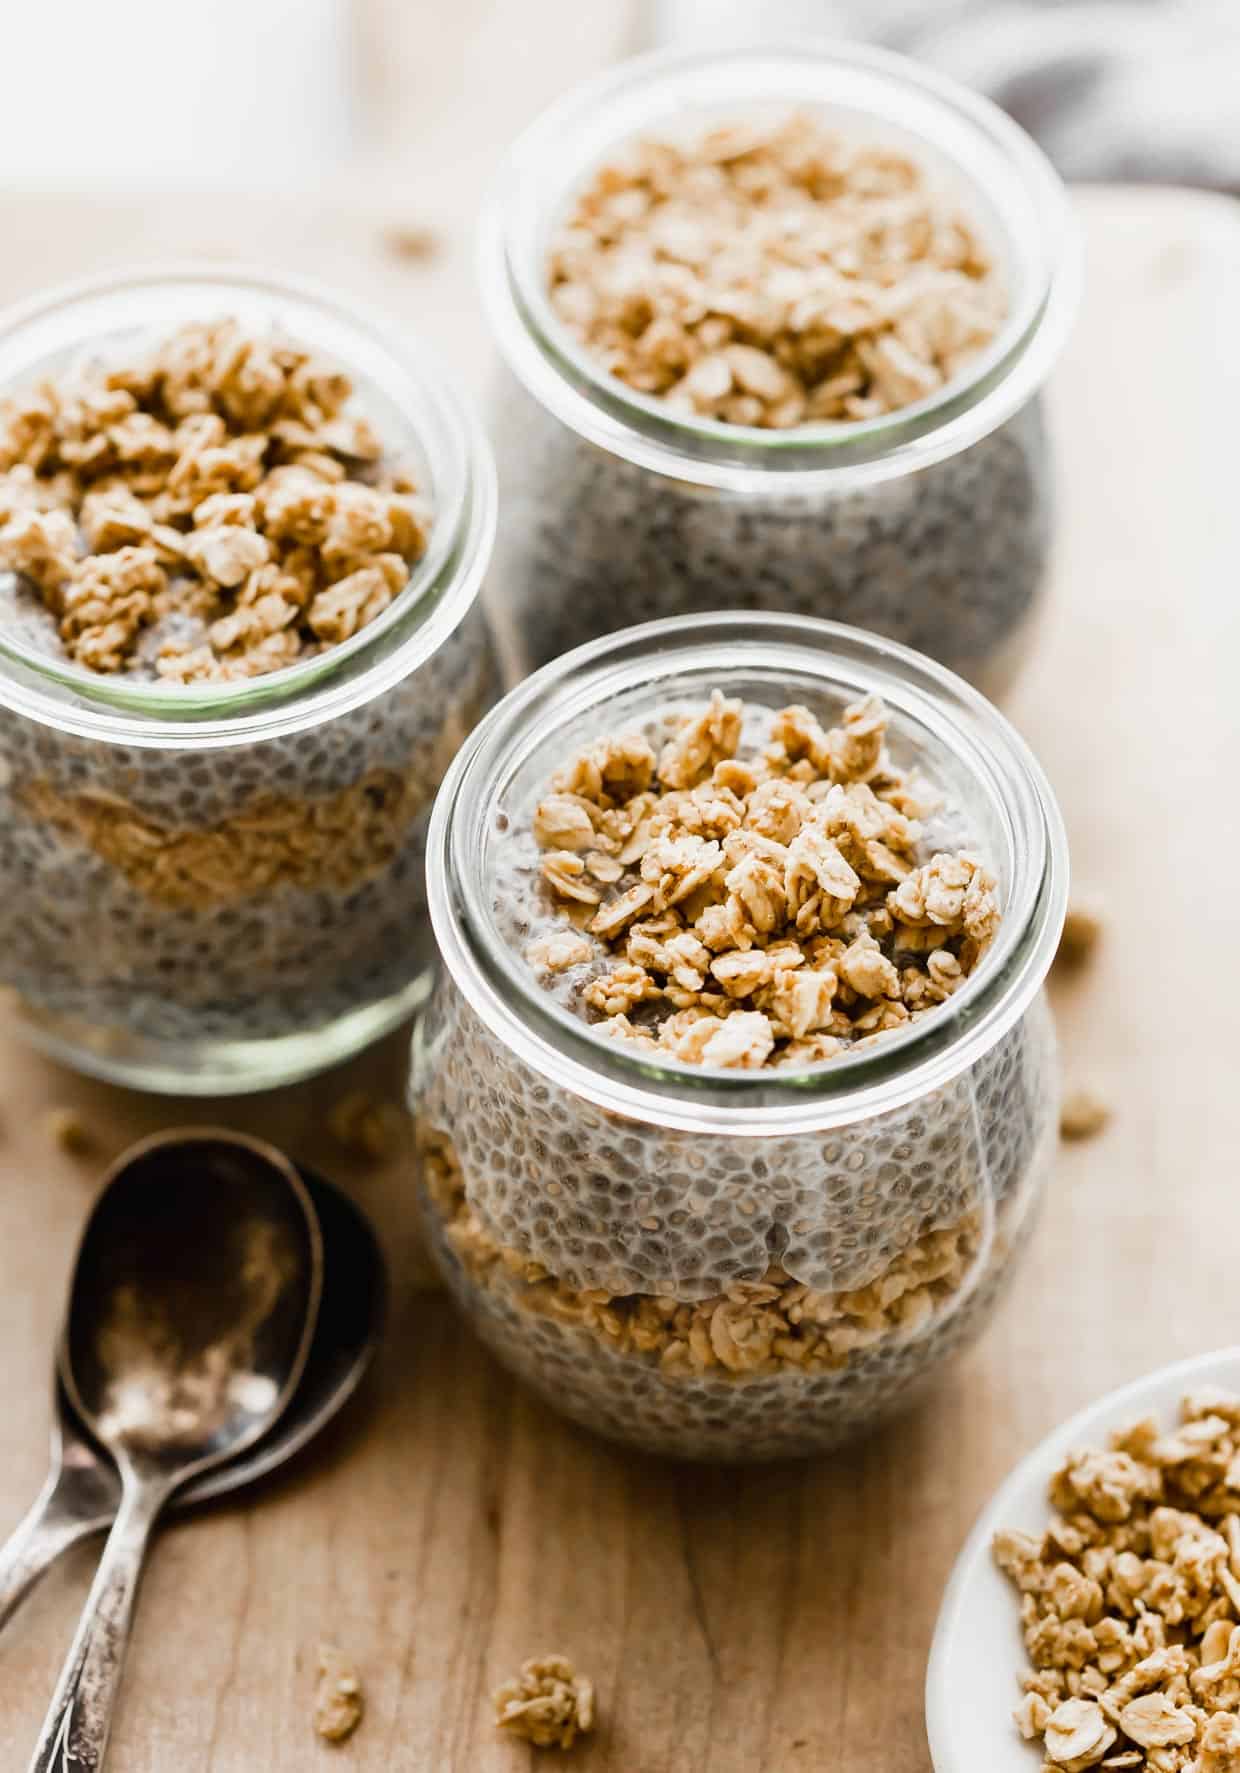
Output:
43,1106,94,1157
493,1655,595,1751
548,112,1006,428
326,1090,404,1162
526,691,1000,1070
0,318,431,681
380,222,439,263
994,1389,1240,1773
1061,1087,1111,1142
313,1645,364,1744
1057,897,1105,969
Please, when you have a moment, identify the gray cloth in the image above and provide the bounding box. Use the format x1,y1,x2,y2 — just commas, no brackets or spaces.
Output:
651,0,1240,189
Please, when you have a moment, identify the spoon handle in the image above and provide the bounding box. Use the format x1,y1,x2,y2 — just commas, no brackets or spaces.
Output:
28,1480,167,1773
0,1476,103,1636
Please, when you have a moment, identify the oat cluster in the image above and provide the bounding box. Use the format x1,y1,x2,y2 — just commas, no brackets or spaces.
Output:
313,1644,364,1744
493,1655,596,1751
1061,1088,1112,1143
548,112,1005,428
423,1129,980,1376
530,691,1000,1070
0,318,429,681
994,1390,1240,1772
1058,898,1106,970
326,1089,404,1163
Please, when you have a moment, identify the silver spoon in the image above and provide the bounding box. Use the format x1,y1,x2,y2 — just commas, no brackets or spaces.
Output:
0,1166,384,1637
28,1129,323,1773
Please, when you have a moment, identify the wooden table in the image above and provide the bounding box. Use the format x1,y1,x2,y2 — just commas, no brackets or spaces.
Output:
0,159,1237,1768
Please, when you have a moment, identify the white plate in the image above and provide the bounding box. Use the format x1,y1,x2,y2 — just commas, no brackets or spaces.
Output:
925,1346,1240,1772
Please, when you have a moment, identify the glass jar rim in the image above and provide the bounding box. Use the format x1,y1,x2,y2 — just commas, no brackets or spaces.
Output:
427,613,1068,1137
480,39,1080,495
0,263,497,750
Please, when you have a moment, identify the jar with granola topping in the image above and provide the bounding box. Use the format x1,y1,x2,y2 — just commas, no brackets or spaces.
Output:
412,613,1066,1461
0,267,498,1092
481,43,1078,699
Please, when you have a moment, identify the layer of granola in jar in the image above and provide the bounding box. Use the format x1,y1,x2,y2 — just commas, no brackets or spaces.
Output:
547,111,1008,429
994,1392,1240,1773
0,316,430,682
504,689,1000,1071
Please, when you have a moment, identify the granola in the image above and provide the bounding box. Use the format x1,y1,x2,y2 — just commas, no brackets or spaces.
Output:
995,1391,1240,1772
0,318,430,680
548,112,1006,428
493,1655,595,1751
526,690,1000,1070
313,1644,364,1744
42,1105,95,1157
1061,1088,1112,1142
326,1089,404,1163
1058,898,1106,970
421,1127,981,1378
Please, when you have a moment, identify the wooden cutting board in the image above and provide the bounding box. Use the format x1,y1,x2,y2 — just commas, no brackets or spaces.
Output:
0,177,1237,1770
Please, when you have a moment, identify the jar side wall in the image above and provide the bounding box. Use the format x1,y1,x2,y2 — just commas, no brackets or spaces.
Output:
419,1180,1047,1462
411,970,1058,1456
1,602,498,1077
490,369,1052,697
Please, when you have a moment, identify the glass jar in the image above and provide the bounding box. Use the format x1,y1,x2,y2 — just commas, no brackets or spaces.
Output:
481,43,1078,701
411,613,1066,1462
0,268,498,1093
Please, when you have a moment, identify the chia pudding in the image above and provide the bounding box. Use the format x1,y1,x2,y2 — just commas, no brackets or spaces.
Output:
413,614,1067,1461
482,44,1077,699
0,269,498,1092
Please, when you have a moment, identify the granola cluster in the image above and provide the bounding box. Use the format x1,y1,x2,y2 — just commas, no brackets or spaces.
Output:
422,1128,981,1376
313,1644,364,1744
548,112,1005,427
529,690,1000,1069
994,1391,1240,1772
493,1656,596,1751
0,318,429,680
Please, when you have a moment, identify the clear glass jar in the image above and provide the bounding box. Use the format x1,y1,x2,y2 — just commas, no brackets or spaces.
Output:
481,44,1078,701
411,613,1066,1461
0,268,499,1093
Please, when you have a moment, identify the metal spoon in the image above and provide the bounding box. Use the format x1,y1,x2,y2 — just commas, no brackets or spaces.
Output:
28,1129,323,1773
0,1166,384,1637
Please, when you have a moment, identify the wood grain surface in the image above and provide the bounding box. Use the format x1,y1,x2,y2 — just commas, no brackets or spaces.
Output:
0,151,1236,1772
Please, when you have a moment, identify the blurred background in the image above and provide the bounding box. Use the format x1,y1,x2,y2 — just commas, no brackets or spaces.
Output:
0,0,1234,386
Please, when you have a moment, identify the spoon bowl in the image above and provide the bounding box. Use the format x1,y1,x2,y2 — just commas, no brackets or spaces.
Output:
63,1130,322,1480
